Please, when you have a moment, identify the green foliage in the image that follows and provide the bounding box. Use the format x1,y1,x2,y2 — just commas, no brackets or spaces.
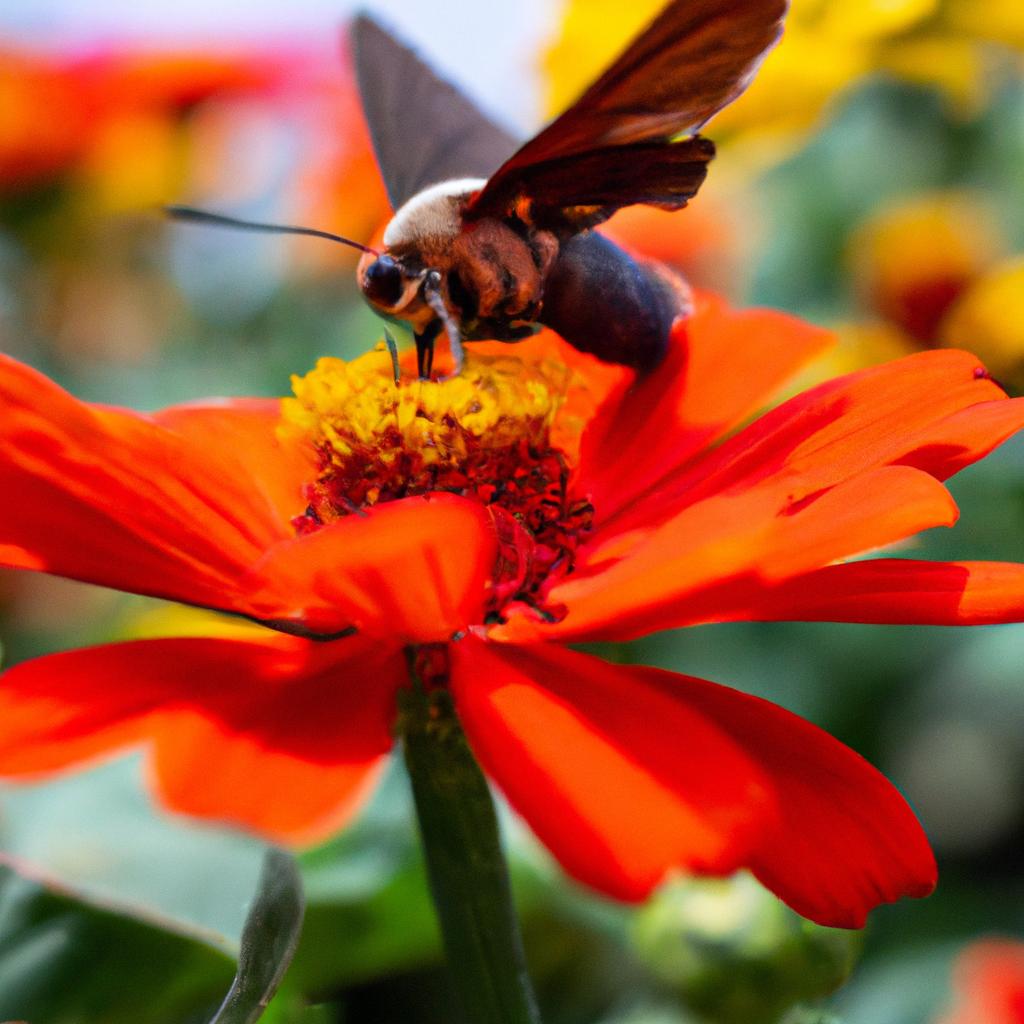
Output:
779,1010,844,1024
209,850,305,1024
631,876,860,1024
0,860,235,1024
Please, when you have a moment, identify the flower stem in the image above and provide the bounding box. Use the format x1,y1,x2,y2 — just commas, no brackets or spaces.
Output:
401,673,542,1024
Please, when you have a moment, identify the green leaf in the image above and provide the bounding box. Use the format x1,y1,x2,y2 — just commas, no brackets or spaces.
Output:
0,757,268,939
294,858,441,993
208,849,305,1024
0,857,235,1024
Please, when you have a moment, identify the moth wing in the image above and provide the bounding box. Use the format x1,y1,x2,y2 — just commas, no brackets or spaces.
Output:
470,0,786,222
350,14,520,211
503,136,717,234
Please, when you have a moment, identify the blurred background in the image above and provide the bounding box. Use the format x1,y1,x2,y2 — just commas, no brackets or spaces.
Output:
1,2,1023,1022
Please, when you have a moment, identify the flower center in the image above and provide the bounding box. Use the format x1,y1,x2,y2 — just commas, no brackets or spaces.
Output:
282,345,593,622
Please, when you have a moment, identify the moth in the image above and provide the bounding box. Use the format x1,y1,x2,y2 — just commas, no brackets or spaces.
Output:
171,0,787,378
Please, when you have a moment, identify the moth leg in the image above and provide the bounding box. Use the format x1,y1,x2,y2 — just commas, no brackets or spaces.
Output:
383,326,401,384
445,324,465,377
415,320,442,379
422,272,465,377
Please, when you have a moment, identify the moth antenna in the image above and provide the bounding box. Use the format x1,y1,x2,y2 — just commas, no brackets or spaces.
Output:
423,271,464,376
165,205,380,256
383,326,401,384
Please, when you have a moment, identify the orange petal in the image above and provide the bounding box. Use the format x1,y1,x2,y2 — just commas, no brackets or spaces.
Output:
497,464,959,643
246,493,497,641
151,400,313,526
453,640,933,926
891,397,1024,480
595,350,1020,549
449,638,772,901
0,356,495,640
667,349,1016,513
0,355,305,610
641,667,937,928
685,558,1024,626
752,465,958,579
0,633,403,843
577,292,832,526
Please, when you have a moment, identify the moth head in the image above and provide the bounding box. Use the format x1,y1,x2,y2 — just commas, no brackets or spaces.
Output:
356,250,438,329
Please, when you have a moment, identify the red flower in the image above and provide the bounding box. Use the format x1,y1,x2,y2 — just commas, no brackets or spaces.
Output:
3,293,1024,927
936,940,1024,1024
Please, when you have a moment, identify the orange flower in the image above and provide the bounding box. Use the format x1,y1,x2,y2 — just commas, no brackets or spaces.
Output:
0,44,390,238
0,49,99,188
0,47,274,194
4,297,1024,927
935,939,1024,1024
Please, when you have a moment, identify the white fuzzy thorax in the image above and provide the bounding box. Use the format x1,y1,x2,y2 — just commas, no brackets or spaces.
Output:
382,178,487,248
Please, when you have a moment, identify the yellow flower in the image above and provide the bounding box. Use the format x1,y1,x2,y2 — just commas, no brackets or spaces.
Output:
834,195,1024,388
941,258,1024,380
545,0,1024,156
946,0,1024,49
846,192,1004,343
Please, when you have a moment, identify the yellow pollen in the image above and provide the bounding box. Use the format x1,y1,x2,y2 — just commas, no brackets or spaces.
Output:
282,344,567,474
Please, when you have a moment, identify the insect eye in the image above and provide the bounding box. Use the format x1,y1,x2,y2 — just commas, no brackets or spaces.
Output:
362,255,405,308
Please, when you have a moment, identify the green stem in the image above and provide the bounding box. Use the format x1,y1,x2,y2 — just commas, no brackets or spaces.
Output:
401,668,541,1024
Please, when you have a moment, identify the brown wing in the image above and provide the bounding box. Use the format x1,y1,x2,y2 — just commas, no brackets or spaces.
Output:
350,15,519,210
508,136,716,233
468,0,786,227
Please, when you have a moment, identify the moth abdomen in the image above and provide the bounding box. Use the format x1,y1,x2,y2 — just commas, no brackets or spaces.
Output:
538,232,689,373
